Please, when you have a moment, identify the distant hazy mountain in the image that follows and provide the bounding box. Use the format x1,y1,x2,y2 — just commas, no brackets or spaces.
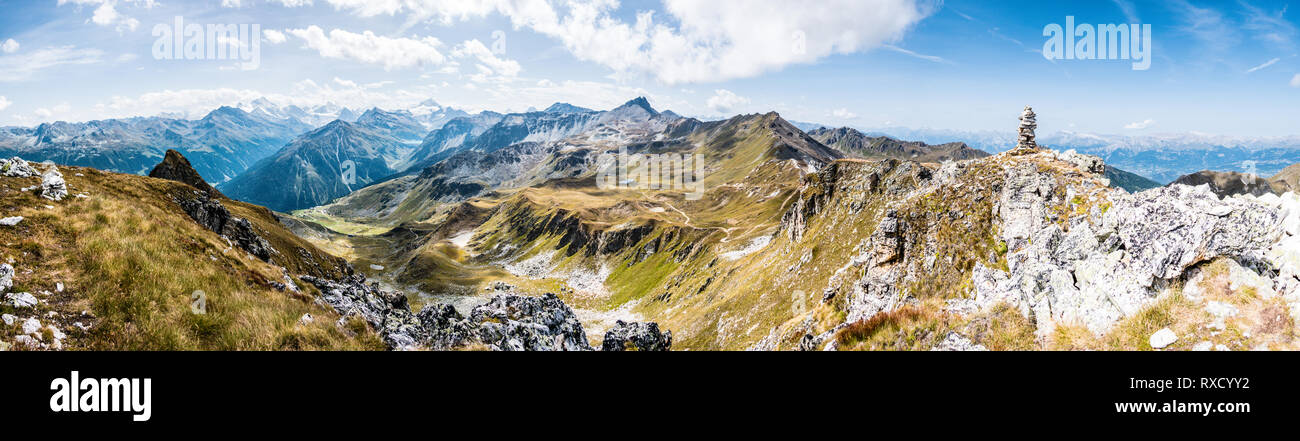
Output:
0,106,310,182
400,111,504,172
396,100,637,175
238,97,356,128
407,99,471,131
543,102,595,114
354,107,429,143
220,119,414,211
808,126,987,163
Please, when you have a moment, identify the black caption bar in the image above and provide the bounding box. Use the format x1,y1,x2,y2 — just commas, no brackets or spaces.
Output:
1,351,1293,433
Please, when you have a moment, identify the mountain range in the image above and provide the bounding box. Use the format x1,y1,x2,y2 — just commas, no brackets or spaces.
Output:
3,97,1299,352
0,106,311,183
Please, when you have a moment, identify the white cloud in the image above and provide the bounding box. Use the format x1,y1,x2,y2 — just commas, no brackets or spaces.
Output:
286,26,446,70
320,0,935,84
1,39,18,54
34,103,72,119
451,39,521,78
706,89,749,113
1291,73,1300,87
57,0,151,32
92,1,139,32
0,96,11,111
0,46,104,82
1246,57,1280,73
220,0,243,7
831,108,857,119
263,29,287,44
1124,119,1156,129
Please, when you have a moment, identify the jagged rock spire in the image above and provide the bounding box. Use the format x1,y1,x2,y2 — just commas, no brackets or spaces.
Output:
1016,106,1039,150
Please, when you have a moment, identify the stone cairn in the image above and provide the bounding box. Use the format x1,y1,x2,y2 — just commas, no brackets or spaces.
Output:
1015,106,1039,150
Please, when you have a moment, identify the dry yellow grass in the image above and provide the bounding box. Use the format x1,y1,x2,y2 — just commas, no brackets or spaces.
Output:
0,166,384,350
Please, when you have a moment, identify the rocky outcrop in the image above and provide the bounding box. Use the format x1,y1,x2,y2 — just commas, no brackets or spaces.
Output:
601,320,672,351
974,172,1281,335
300,275,671,351
461,293,593,351
775,146,1294,349
177,190,274,261
157,150,273,261
149,149,223,197
0,157,40,178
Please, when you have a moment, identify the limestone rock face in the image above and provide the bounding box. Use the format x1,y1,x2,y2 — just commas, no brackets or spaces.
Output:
974,178,1280,335
996,161,1062,251
1102,184,1280,283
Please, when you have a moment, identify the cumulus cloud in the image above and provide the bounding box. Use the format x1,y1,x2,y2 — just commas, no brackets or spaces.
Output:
451,39,521,78
35,103,72,119
56,0,157,32
285,26,446,70
318,0,935,84
0,46,104,82
1,39,18,54
0,96,11,111
1292,73,1300,87
263,29,288,44
706,89,749,114
832,108,857,119
1124,119,1156,129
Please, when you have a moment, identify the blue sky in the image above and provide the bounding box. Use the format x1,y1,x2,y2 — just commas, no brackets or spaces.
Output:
0,0,1297,136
